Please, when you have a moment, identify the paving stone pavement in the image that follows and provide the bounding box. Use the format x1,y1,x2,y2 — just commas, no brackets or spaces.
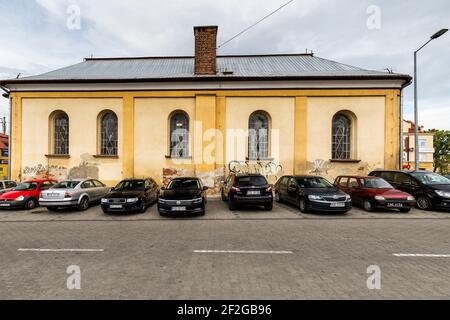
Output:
0,200,449,299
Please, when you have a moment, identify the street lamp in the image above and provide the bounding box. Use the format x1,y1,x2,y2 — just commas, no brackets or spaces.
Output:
413,28,448,171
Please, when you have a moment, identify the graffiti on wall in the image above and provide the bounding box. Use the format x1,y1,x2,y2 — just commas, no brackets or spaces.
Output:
307,158,382,181
228,160,284,184
23,164,68,180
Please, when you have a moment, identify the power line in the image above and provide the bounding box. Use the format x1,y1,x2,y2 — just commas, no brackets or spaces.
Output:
217,0,296,49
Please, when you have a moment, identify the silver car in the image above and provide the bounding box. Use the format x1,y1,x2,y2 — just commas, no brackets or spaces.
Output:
39,179,110,211
0,180,17,195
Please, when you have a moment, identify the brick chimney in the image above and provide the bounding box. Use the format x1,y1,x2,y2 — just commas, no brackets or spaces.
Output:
194,26,218,75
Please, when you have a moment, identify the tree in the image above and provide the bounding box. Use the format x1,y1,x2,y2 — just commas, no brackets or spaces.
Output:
428,129,450,174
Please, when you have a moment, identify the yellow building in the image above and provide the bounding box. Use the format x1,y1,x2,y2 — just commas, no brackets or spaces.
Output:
0,26,411,192
402,120,435,171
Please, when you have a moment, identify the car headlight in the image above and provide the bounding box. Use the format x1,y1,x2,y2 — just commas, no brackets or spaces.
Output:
193,197,203,203
435,190,450,198
15,195,25,201
345,195,351,201
374,195,385,201
158,198,166,203
101,198,108,204
126,198,139,203
407,196,415,201
308,195,323,201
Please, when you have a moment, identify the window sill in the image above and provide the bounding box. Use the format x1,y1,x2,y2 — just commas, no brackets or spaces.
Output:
245,157,275,161
93,155,119,159
165,155,192,159
330,159,361,163
45,154,70,159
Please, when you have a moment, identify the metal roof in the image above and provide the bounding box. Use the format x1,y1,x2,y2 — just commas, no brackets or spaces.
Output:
0,54,411,84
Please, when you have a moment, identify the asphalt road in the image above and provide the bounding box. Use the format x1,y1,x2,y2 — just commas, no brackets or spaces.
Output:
0,200,449,299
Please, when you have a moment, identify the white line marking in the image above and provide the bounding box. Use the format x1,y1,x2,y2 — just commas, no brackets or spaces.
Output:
393,253,450,258
18,248,104,253
194,250,293,254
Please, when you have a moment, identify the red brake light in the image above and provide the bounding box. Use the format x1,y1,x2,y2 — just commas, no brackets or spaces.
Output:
266,187,273,193
231,186,240,193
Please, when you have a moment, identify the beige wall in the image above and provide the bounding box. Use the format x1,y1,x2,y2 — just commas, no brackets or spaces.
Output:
134,98,196,184
21,98,123,185
306,96,386,181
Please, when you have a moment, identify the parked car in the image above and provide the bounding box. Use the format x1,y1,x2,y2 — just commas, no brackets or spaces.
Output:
40,179,110,211
221,174,273,211
0,180,17,195
0,179,57,210
101,178,159,213
369,170,450,211
334,175,415,212
158,177,207,216
274,175,351,213
445,175,450,180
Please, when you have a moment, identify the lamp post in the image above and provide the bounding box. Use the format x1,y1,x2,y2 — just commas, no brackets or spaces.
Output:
413,28,448,171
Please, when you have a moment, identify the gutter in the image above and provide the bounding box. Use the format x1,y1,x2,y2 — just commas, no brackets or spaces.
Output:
0,85,9,98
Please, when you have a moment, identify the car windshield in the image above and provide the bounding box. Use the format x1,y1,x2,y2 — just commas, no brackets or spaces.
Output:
236,176,268,187
167,179,200,190
14,182,39,191
52,181,80,189
362,178,393,189
301,177,333,188
114,180,145,191
410,172,450,185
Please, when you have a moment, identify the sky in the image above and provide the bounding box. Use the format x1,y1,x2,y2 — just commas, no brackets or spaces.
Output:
0,0,449,131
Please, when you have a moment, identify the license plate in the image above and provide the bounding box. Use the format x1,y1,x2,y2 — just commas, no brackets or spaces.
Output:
330,202,345,208
0,203,10,207
247,191,261,195
109,205,123,209
47,193,60,198
172,207,186,211
387,203,403,208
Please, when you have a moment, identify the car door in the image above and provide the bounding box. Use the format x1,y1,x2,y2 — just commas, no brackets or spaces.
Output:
81,180,96,201
393,173,414,194
286,177,299,205
348,178,363,205
92,180,107,200
278,177,289,199
337,177,350,195
146,179,157,203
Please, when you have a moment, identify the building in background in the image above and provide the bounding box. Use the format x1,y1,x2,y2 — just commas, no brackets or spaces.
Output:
403,120,435,171
0,26,411,192
0,134,9,179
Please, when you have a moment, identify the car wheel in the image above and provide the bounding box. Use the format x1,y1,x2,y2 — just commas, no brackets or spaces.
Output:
416,195,434,211
265,203,273,211
139,199,147,213
228,197,237,211
77,197,89,211
363,200,373,212
275,192,281,203
399,208,411,213
25,198,38,210
299,198,309,213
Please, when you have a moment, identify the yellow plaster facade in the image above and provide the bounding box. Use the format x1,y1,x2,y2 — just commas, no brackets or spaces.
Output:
10,89,401,190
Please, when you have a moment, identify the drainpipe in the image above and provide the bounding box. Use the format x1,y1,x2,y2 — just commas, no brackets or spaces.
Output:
1,85,11,179
399,79,412,171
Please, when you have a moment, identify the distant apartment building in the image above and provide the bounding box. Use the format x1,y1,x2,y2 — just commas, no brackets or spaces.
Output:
403,120,434,171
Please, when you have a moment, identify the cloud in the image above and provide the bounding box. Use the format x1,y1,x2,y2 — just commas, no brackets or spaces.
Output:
0,0,449,130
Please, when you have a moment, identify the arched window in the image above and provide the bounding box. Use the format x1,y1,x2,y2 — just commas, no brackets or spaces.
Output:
53,112,69,155
248,111,269,160
169,111,189,158
100,111,118,156
332,113,352,160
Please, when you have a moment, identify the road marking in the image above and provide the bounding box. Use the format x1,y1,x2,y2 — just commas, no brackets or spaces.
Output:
18,248,104,252
393,253,450,258
194,250,293,254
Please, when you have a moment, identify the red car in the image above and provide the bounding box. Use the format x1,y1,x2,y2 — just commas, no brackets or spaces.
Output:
334,175,416,212
0,179,57,210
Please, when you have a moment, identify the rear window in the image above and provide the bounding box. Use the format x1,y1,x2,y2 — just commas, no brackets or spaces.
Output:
53,181,80,189
235,176,268,187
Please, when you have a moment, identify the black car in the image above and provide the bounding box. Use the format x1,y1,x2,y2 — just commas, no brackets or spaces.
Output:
101,178,159,213
158,177,208,216
221,174,273,211
274,175,352,213
369,170,450,211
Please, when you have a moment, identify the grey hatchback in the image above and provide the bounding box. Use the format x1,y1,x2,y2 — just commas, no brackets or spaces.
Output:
39,179,110,211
